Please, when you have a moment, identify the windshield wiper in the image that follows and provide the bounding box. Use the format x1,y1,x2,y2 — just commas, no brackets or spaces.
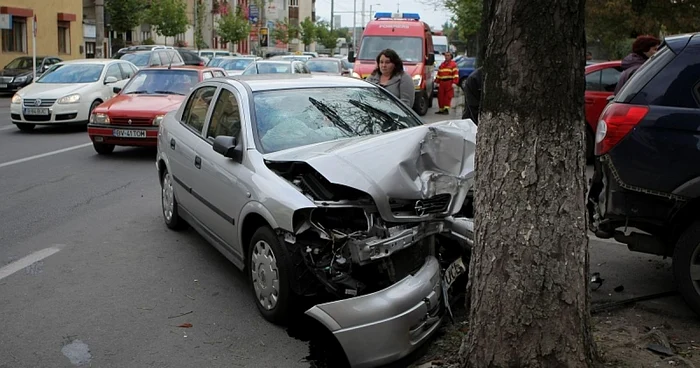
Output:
126,90,149,94
349,99,408,131
308,97,357,136
153,90,185,95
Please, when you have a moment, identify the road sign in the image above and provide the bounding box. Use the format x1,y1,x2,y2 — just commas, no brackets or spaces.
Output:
260,27,269,47
248,5,259,25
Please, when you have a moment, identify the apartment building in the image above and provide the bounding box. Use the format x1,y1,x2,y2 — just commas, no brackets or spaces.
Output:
1,0,84,67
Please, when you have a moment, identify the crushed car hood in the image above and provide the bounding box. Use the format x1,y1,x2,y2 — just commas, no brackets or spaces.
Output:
264,119,477,222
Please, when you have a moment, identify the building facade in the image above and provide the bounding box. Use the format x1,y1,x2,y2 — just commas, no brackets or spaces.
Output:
1,0,84,67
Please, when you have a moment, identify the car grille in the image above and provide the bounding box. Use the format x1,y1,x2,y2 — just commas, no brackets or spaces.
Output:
1,76,13,83
24,114,51,122
390,194,452,216
23,98,56,107
110,117,153,126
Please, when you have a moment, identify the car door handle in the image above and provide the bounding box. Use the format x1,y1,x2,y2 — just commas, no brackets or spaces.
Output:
170,138,176,150
194,156,201,169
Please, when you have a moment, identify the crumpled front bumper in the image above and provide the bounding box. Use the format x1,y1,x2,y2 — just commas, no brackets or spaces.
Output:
305,256,443,368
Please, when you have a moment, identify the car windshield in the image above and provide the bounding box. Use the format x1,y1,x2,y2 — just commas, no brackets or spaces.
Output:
37,64,104,83
253,87,423,153
121,69,199,95
219,58,255,71
207,58,230,67
434,44,448,54
341,59,353,69
120,53,150,66
358,36,423,62
243,62,291,75
306,60,340,73
5,57,44,69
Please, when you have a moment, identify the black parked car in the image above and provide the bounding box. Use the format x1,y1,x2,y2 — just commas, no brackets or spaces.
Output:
175,48,206,66
0,56,62,94
588,32,700,315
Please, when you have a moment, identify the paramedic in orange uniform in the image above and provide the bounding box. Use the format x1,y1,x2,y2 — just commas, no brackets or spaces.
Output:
434,51,459,115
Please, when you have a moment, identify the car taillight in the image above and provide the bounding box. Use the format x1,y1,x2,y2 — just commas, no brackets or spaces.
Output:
594,103,648,156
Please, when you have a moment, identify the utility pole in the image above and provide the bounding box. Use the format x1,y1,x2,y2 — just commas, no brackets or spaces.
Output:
361,0,365,30
95,0,105,58
352,0,356,50
330,0,334,31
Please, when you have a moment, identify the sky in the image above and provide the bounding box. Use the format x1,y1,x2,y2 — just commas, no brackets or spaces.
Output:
313,0,453,31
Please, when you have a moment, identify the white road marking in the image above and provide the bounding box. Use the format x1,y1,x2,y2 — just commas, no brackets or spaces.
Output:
0,142,92,169
0,125,17,131
0,245,65,281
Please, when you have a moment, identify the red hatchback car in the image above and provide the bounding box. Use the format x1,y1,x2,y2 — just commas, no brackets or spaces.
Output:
87,66,226,154
584,60,622,160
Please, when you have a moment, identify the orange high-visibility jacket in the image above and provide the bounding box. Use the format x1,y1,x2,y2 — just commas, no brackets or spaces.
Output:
436,60,459,84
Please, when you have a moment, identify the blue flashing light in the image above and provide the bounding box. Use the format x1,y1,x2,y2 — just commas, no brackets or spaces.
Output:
374,12,421,20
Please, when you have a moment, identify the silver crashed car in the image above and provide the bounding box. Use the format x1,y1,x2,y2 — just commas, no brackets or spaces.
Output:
155,74,476,368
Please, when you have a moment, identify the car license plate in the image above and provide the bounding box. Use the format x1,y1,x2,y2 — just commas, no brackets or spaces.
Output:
0,84,7,88
443,257,467,290
113,129,147,138
23,107,49,115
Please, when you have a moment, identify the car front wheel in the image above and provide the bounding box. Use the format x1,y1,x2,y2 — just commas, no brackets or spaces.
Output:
673,221,700,316
248,226,296,325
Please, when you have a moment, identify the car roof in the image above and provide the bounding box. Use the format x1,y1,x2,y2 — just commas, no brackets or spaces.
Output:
227,74,373,92
58,58,124,65
254,60,295,64
585,60,622,72
307,58,341,62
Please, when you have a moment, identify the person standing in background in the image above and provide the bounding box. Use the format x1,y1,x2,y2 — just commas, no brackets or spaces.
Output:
614,35,661,94
434,52,459,115
366,49,415,108
462,66,483,125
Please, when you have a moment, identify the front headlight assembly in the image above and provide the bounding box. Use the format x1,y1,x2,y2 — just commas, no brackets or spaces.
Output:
90,113,110,124
11,94,22,104
58,94,81,104
152,115,165,126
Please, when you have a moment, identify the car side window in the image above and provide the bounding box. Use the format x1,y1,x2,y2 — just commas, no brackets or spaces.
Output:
213,70,225,77
585,70,602,91
206,88,242,142
600,67,622,92
105,64,123,80
150,53,161,66
203,71,213,79
181,86,217,134
118,63,134,79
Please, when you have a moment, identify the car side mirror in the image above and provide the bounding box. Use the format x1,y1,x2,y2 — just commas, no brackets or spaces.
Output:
113,86,122,94
105,76,118,84
348,51,355,63
213,136,237,158
426,54,435,65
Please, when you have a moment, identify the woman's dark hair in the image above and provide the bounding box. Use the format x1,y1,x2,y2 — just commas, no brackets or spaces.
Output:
372,49,404,78
632,35,661,55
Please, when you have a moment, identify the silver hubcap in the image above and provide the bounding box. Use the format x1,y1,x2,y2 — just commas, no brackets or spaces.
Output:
691,244,700,295
251,240,280,310
162,172,174,222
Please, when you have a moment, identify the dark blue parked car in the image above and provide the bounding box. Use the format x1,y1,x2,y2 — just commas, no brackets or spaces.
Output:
588,32,700,315
454,56,477,91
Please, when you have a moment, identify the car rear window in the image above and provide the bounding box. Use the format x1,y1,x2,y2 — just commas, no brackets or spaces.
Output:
615,45,675,104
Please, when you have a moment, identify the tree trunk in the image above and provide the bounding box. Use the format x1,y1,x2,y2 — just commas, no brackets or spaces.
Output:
461,0,597,366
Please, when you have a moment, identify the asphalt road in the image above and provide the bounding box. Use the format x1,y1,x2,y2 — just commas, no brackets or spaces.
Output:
0,95,694,368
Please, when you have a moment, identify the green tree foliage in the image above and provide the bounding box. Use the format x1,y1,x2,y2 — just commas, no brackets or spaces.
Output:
195,0,208,49
216,8,251,45
105,0,146,34
299,17,316,48
148,0,189,45
315,21,339,51
271,18,299,45
443,0,482,39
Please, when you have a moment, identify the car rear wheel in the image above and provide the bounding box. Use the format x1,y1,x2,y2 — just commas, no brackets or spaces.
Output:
93,142,115,155
248,226,296,325
673,221,700,316
15,123,35,132
161,168,186,230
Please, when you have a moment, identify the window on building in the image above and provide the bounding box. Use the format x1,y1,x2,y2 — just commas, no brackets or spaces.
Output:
58,21,71,54
290,0,299,7
141,31,152,42
1,16,27,53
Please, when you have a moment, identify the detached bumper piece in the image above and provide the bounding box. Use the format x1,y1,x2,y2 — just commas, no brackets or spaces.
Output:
305,256,443,368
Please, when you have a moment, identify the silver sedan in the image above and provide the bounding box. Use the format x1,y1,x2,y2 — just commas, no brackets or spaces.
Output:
155,74,476,368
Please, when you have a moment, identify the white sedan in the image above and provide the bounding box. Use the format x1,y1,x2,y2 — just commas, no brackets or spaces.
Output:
10,59,138,131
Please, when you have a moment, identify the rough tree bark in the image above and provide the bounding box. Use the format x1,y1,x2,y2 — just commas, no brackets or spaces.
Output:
461,0,597,366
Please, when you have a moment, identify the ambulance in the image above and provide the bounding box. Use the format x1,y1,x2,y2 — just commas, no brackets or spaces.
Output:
348,12,436,116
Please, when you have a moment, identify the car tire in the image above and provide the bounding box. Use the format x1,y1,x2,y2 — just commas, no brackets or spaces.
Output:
15,123,35,132
413,91,429,116
93,142,115,155
673,221,700,316
248,226,296,325
161,168,186,230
